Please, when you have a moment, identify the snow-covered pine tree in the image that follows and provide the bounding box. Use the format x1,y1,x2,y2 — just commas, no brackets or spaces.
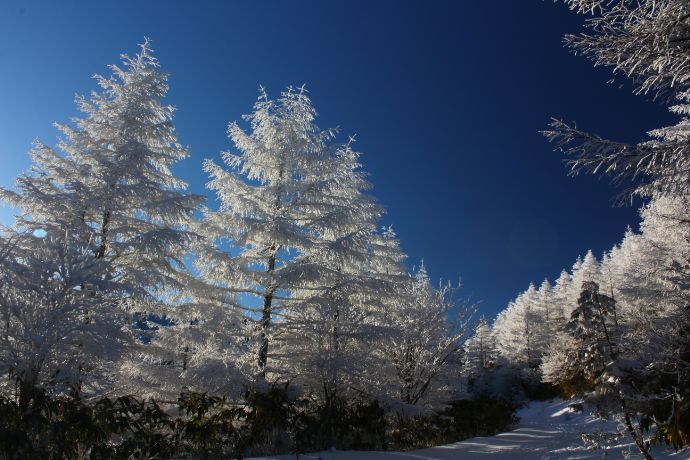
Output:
565,250,600,317
0,40,205,397
552,269,572,319
197,86,341,376
463,317,496,384
540,270,576,390
1,39,203,296
540,255,603,387
279,139,406,414
535,279,554,324
531,278,562,359
197,86,414,410
493,282,540,368
568,281,617,374
542,281,617,397
538,270,573,382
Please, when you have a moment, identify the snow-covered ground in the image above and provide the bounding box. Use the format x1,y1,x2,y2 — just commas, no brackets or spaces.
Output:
249,399,688,460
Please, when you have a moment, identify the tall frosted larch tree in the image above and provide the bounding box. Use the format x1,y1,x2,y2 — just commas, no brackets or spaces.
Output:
1,39,203,297
463,317,496,381
0,40,204,396
552,269,572,319
531,278,562,359
198,86,337,375
565,250,600,316
493,282,539,368
281,140,406,414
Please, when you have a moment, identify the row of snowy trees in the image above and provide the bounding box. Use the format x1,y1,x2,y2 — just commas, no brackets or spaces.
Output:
471,190,690,457
0,40,471,417
487,249,600,373
465,0,690,457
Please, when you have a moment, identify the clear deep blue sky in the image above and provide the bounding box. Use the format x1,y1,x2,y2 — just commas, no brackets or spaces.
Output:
0,1,674,317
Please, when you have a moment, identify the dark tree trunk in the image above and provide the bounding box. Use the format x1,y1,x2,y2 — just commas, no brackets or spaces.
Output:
258,249,276,372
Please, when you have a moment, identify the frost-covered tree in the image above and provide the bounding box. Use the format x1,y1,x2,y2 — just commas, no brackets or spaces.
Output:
493,278,561,377
198,86,358,376
561,279,665,459
569,282,616,382
539,271,573,386
535,279,554,324
541,272,575,388
565,250,600,316
0,39,203,298
561,0,690,99
0,40,203,399
0,229,128,411
543,280,617,398
600,229,642,322
536,197,690,456
537,2,690,454
463,317,495,377
599,196,690,453
530,278,563,358
375,264,472,411
551,270,572,323
462,317,497,396
493,283,540,368
546,0,690,201
280,144,405,415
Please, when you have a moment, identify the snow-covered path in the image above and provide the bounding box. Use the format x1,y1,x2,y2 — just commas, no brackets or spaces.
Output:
250,400,688,460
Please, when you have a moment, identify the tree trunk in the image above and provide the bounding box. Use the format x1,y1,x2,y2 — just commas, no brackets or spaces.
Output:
621,396,654,460
258,248,277,372
18,372,41,423
332,307,339,352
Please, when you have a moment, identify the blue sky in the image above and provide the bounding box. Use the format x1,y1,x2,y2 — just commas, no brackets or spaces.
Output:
0,1,674,317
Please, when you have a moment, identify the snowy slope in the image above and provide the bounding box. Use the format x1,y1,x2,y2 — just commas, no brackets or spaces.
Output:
249,399,689,460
